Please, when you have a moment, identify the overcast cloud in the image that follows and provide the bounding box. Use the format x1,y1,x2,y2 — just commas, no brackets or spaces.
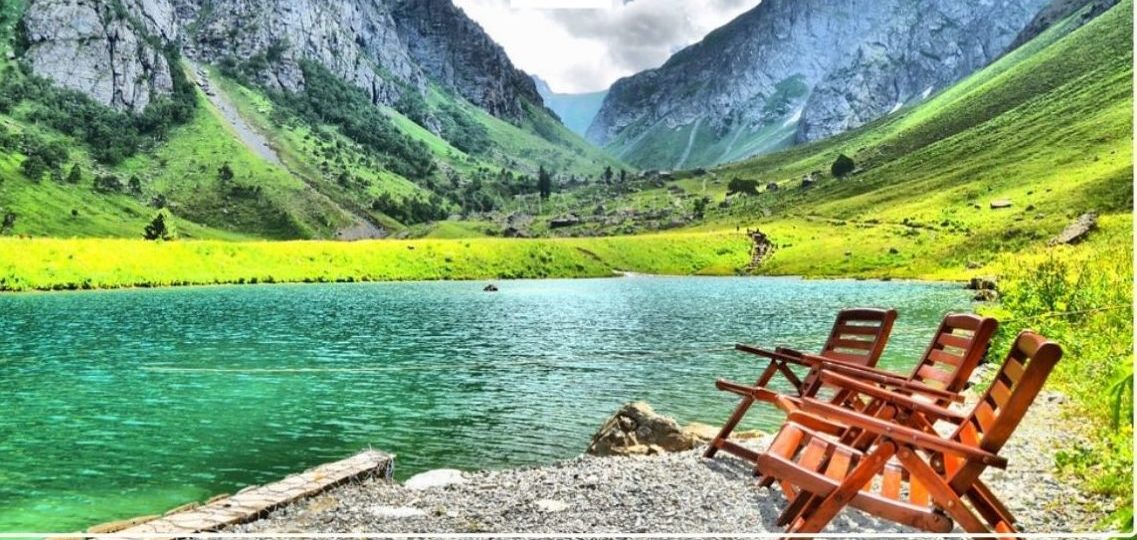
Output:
453,0,760,93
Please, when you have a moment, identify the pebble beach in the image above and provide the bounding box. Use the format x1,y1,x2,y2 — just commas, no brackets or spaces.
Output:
230,391,1114,536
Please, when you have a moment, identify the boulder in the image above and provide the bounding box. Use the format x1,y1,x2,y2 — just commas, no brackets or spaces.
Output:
483,284,499,292
1049,212,1097,246
404,469,465,490
973,289,999,302
967,276,998,291
766,182,779,192
586,402,699,456
990,199,1013,209
549,214,581,229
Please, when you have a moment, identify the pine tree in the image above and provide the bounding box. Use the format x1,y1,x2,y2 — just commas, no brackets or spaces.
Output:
537,165,553,200
143,212,173,241
67,164,82,184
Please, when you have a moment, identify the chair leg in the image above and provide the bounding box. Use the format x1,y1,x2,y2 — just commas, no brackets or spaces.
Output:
705,361,779,459
894,447,1002,536
787,441,896,534
969,479,1018,526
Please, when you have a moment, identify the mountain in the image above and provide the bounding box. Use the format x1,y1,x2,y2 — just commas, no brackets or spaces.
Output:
1,0,621,239
532,76,607,138
588,0,1051,170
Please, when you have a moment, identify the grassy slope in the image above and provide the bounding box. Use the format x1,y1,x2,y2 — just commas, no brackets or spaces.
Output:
575,1,1132,282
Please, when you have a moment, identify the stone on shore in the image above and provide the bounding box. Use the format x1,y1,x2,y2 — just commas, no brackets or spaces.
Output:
405,469,465,490
587,402,699,456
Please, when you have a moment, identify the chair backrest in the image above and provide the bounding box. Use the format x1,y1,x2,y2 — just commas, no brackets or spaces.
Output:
817,308,899,367
946,331,1063,490
905,313,999,398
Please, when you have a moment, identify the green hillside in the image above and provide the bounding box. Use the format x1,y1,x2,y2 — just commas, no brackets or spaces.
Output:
0,2,623,240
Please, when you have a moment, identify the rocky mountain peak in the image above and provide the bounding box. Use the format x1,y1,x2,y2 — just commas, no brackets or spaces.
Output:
18,0,543,123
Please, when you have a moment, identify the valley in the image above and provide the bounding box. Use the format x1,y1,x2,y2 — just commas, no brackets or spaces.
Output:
0,0,1131,533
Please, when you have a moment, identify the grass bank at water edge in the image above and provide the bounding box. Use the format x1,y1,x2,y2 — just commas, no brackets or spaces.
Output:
0,232,752,291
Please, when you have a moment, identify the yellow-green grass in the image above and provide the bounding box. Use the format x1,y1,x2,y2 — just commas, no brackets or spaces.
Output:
0,231,751,291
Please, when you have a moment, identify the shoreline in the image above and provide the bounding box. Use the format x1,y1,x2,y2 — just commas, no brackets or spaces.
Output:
59,391,1112,537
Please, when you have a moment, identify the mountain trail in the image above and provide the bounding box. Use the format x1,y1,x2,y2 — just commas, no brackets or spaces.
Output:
192,64,283,166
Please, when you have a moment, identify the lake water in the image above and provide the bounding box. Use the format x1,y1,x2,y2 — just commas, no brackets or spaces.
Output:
0,276,972,532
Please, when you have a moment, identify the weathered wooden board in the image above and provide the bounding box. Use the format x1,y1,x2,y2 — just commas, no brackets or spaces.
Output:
88,450,392,539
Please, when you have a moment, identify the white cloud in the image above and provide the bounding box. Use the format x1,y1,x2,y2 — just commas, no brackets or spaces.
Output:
453,0,759,94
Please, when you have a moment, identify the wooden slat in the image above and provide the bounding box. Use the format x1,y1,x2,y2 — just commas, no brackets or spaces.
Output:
821,350,868,364
799,438,829,472
836,324,881,336
909,475,930,506
1002,357,1025,384
989,380,1013,406
881,463,902,500
936,332,973,351
928,348,963,367
916,364,955,385
835,339,875,351
824,449,852,481
115,451,392,537
974,400,997,432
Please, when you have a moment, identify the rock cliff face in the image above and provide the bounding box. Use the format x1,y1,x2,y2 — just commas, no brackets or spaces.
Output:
589,0,1050,169
18,0,540,122
21,0,177,112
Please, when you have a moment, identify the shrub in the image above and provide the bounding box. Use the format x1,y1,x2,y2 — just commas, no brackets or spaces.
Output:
727,178,759,196
67,164,82,184
143,212,174,241
94,174,125,193
20,155,48,182
831,153,855,177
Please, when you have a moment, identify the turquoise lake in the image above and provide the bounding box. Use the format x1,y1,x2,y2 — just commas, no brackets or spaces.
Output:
0,276,972,532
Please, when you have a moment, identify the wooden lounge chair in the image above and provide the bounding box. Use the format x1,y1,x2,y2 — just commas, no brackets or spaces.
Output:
756,331,1063,537
704,308,898,462
708,313,996,472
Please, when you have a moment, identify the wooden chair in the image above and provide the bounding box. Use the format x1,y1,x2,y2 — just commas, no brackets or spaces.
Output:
709,313,996,475
756,331,1063,537
704,308,898,462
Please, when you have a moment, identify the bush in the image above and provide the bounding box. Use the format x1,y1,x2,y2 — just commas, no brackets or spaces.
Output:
20,155,48,182
983,247,1133,523
94,174,125,193
67,164,82,184
831,153,855,177
143,212,174,240
727,178,759,196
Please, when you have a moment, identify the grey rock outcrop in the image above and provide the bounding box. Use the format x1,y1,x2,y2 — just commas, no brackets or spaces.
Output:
19,0,543,123
589,0,1049,169
21,0,177,112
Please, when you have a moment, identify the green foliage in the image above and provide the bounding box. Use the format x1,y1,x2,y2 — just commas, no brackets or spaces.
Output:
268,61,435,179
66,163,82,185
988,246,1133,521
537,165,553,199
831,153,855,177
217,162,234,182
727,177,759,196
93,174,125,194
0,46,195,164
19,154,47,182
371,192,448,225
693,196,710,219
435,101,490,154
143,212,174,240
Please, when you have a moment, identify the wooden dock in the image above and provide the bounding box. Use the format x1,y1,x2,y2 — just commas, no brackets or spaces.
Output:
77,450,392,539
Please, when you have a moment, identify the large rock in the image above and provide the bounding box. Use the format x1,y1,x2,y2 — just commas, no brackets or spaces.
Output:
587,402,701,456
1049,212,1097,245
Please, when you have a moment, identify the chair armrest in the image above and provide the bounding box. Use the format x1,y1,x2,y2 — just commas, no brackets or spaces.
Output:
818,371,969,423
819,361,965,403
798,399,1007,469
815,358,909,381
775,346,806,357
735,344,816,368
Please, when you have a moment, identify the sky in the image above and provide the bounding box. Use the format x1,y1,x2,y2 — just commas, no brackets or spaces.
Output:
452,0,760,94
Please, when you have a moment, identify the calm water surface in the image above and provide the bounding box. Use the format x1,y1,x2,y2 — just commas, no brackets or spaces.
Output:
0,276,971,531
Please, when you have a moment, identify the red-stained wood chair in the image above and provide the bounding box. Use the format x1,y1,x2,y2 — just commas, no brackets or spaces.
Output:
704,308,898,463
756,331,1063,537
709,313,996,474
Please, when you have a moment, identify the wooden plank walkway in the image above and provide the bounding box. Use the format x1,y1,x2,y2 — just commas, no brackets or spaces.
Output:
79,450,392,539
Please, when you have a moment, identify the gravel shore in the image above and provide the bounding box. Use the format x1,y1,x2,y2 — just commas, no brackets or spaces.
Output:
231,391,1113,536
